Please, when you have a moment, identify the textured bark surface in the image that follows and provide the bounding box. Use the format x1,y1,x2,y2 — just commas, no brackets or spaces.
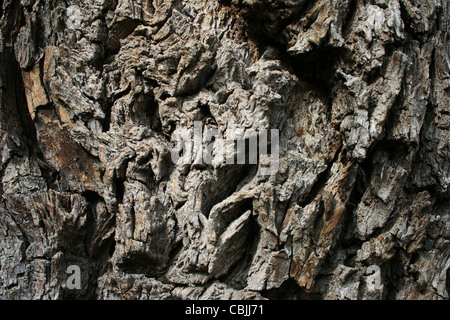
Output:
0,0,449,300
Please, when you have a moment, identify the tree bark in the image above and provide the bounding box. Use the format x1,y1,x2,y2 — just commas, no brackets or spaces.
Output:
0,0,449,300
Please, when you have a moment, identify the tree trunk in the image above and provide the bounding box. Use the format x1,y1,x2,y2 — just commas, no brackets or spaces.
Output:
0,0,449,300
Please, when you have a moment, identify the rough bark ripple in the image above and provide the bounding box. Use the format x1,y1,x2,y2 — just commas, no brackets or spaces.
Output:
0,0,449,300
